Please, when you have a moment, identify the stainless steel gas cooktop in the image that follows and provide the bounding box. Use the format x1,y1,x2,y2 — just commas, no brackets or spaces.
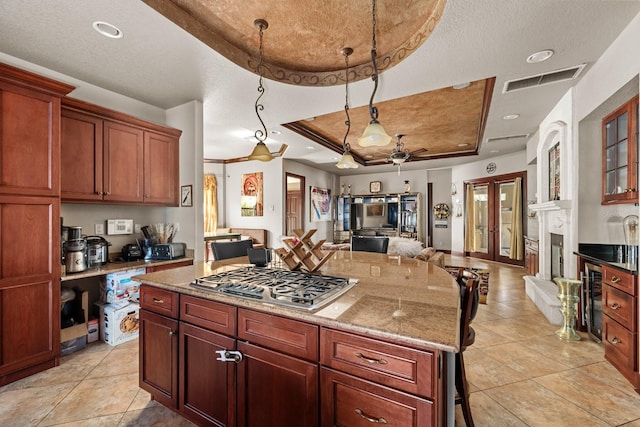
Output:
190,267,357,311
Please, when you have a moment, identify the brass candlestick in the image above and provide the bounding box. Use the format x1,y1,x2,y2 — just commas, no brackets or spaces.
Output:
553,277,582,341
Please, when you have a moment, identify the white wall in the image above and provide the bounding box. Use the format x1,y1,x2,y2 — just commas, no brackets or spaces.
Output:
165,101,204,260
450,151,527,254
224,158,285,247
427,168,453,250
283,160,338,243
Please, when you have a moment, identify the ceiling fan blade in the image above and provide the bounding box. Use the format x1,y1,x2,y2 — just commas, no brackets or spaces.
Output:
410,147,428,156
223,144,289,164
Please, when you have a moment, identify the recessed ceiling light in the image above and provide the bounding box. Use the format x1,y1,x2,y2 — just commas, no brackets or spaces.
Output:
330,156,339,161
457,143,469,147
490,149,500,153
365,155,373,159
452,82,470,90
271,130,281,135
306,146,315,150
503,114,520,120
526,49,554,63
304,117,315,122
92,21,123,39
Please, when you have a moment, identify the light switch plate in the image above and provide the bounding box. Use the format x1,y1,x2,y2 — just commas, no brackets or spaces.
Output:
106,219,134,235
94,223,105,235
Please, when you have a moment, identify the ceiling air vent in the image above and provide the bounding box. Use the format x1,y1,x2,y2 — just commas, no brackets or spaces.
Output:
503,64,586,93
486,134,530,144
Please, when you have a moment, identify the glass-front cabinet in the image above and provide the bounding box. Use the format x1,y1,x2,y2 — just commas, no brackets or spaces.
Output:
334,193,422,242
602,95,639,205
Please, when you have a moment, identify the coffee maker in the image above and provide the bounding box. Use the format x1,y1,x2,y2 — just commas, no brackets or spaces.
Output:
63,226,88,273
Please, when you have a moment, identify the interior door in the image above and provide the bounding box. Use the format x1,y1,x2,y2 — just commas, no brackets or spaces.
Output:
285,173,305,236
465,172,525,266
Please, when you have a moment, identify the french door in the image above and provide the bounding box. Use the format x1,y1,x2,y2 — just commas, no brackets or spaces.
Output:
464,172,525,266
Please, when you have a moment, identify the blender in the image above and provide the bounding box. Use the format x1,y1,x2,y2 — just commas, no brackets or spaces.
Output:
623,215,639,268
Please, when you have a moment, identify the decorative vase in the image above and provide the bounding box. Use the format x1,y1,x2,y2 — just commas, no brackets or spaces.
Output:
404,180,411,193
553,277,581,341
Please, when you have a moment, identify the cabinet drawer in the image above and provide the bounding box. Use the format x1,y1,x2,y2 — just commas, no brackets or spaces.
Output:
180,295,236,336
603,316,637,373
603,285,637,331
238,308,319,361
602,266,636,296
320,328,436,398
140,286,179,318
321,368,434,427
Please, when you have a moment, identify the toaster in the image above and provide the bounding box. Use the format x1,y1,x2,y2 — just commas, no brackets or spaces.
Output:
150,242,186,260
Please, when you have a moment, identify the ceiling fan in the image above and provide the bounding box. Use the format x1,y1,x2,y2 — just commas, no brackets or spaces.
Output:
204,144,289,164
365,134,429,166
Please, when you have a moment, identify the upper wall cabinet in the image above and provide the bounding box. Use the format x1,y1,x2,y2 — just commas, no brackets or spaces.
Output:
0,64,73,197
61,98,182,206
602,95,639,205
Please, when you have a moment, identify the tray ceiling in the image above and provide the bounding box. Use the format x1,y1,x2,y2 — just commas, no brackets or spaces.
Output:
142,0,446,86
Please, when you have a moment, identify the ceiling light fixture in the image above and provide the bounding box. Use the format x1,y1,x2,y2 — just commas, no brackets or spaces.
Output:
503,113,520,120
92,21,123,39
526,49,554,64
247,19,273,162
389,134,410,175
358,0,392,148
336,47,359,169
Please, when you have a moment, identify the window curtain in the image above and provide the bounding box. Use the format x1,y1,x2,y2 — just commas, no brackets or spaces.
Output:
464,183,476,252
509,177,523,260
204,174,217,234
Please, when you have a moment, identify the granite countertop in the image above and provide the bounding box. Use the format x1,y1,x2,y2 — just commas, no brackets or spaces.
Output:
574,243,638,274
574,251,637,274
61,256,194,281
134,251,462,353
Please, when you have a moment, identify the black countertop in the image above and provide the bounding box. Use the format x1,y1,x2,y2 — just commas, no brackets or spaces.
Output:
574,243,638,274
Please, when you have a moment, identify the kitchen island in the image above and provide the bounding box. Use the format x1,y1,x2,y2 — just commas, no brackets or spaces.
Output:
135,251,461,426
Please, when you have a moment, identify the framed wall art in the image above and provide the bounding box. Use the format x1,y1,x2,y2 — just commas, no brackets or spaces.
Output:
241,172,263,216
181,185,192,207
310,185,331,222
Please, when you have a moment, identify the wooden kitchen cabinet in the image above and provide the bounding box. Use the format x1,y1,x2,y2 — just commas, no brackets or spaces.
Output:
524,237,539,276
61,97,181,206
601,265,639,391
0,63,73,386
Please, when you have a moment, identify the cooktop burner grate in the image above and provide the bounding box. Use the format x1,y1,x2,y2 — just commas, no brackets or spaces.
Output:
190,267,356,310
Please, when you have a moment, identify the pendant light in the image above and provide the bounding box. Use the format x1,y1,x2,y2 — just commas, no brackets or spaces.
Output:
389,134,410,175
247,19,273,162
336,47,359,169
358,0,392,148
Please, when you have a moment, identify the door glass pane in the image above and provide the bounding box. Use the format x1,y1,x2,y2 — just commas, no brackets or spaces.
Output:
617,167,627,193
499,182,514,257
617,140,628,168
606,121,616,146
618,112,628,140
473,185,489,254
606,170,616,195
606,146,615,171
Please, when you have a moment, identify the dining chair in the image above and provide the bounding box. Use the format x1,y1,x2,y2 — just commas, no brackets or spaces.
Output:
350,235,389,253
211,239,254,260
455,271,479,427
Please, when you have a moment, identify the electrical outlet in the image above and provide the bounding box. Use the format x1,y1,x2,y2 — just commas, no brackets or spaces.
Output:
134,224,141,233
95,223,105,235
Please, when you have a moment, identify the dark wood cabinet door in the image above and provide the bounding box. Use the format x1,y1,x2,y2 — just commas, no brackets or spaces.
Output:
180,322,236,427
237,341,318,427
144,131,179,206
61,108,104,201
139,309,179,409
103,120,144,203
0,81,61,197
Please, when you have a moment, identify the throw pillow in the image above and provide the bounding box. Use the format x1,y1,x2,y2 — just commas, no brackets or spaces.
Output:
415,247,436,261
387,237,423,257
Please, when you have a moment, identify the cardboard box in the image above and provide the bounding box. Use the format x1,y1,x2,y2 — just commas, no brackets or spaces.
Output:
60,289,89,343
87,318,99,343
60,336,87,356
105,268,146,303
97,301,140,346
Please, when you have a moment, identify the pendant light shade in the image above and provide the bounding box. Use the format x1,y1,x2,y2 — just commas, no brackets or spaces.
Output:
247,19,273,162
358,0,391,148
335,47,359,169
359,120,392,147
248,141,273,161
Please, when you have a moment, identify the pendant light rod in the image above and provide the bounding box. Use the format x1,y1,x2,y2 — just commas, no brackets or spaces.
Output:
253,18,268,144
342,47,353,151
367,0,380,122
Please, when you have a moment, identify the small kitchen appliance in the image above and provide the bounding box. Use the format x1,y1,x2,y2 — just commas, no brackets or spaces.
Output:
64,237,88,273
86,236,110,267
149,242,186,260
121,243,143,261
623,214,639,267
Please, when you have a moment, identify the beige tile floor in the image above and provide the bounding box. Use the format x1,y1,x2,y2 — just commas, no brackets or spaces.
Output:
1,255,639,426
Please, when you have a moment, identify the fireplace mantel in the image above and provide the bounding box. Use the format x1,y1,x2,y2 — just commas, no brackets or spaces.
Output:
529,200,572,212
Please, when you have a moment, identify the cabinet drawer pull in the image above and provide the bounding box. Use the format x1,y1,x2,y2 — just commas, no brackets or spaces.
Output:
215,349,243,363
611,336,621,345
169,330,175,336
355,408,387,424
611,276,621,283
152,298,164,304
355,352,388,365
611,302,621,310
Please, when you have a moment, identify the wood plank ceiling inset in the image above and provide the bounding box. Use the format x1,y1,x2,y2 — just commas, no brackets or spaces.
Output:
283,78,495,166
141,0,447,86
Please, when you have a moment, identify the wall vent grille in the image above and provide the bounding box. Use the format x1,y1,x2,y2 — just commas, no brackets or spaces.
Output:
486,134,530,144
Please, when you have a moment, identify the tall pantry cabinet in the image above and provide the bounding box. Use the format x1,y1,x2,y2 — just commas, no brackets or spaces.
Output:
0,63,74,386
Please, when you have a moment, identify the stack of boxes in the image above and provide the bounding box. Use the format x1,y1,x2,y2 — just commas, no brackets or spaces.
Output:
97,267,145,346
